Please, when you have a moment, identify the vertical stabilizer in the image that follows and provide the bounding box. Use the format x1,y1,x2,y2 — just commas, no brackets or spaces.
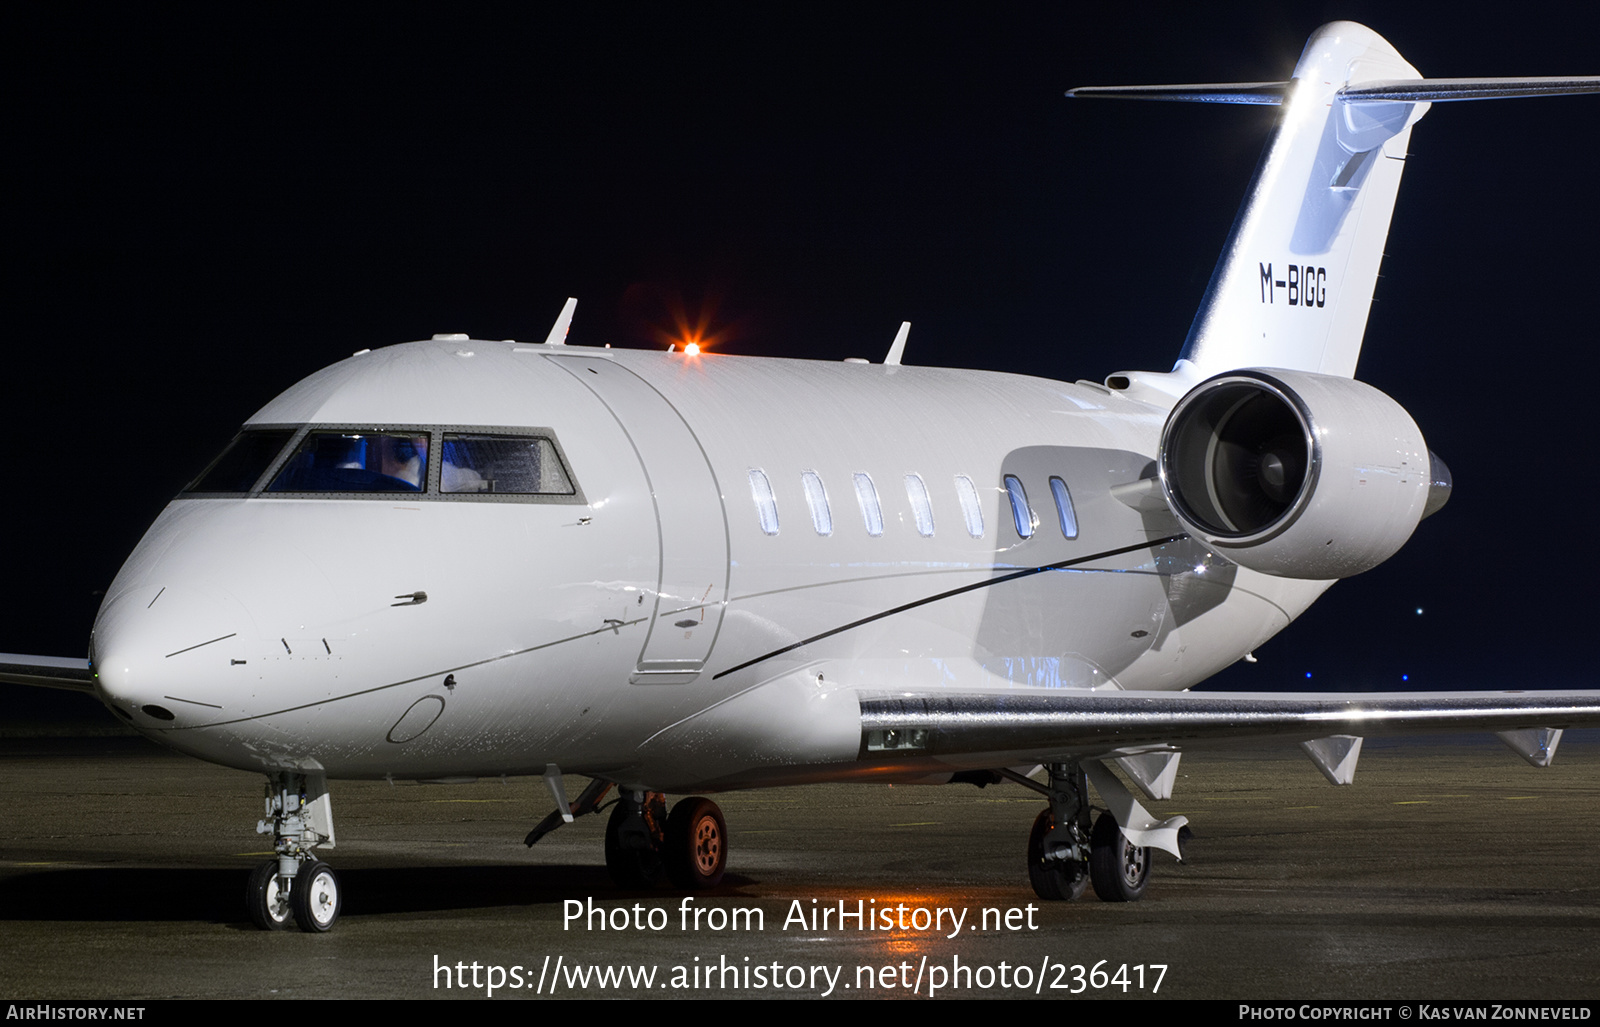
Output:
1179,23,1426,378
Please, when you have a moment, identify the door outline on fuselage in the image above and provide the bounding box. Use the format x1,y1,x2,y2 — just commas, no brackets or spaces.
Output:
549,355,731,682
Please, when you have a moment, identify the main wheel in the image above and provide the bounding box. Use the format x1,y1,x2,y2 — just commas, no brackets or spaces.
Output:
1026,808,1088,901
604,793,667,889
246,860,293,930
664,797,727,890
1089,811,1149,902
291,860,342,932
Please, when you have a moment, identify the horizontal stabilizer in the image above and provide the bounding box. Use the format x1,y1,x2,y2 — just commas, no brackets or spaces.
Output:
1340,77,1600,102
0,653,94,693
1067,78,1600,107
1065,82,1287,104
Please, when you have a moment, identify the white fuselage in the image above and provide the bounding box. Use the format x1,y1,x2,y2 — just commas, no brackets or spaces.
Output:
90,341,1326,789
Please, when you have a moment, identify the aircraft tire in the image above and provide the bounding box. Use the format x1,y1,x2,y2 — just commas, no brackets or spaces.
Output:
1026,808,1088,901
291,860,342,932
604,794,667,889
1089,812,1149,902
246,860,293,930
664,797,728,890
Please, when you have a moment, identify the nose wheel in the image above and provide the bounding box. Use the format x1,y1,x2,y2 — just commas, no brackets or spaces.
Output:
292,861,342,931
246,861,293,930
247,859,343,932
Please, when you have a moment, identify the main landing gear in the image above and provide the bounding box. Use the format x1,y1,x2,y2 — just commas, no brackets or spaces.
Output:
603,791,729,891
247,772,340,932
1006,760,1180,904
525,777,729,891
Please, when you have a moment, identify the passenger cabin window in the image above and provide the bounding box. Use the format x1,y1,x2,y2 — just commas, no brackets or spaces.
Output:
268,432,429,492
853,473,884,537
954,475,984,539
749,469,780,535
1004,475,1034,539
905,474,935,537
441,435,573,494
185,429,295,493
801,471,832,536
1049,476,1079,539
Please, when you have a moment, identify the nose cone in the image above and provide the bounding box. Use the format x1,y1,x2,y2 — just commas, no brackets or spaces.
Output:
94,584,256,728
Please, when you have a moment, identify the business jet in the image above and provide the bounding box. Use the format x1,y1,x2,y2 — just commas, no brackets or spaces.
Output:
4,22,1600,933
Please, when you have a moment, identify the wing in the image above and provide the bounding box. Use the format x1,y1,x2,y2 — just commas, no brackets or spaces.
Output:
854,688,1599,857
0,653,95,693
858,688,1600,768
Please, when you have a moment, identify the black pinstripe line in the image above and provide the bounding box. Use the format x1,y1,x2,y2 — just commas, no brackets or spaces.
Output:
711,534,1188,680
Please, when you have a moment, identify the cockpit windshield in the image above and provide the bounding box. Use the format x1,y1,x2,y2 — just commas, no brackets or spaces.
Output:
181,425,580,502
267,432,429,492
184,429,296,493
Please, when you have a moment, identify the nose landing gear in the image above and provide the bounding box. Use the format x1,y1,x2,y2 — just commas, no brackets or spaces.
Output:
246,772,339,932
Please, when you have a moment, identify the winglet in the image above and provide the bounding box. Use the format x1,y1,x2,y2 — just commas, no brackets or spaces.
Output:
885,321,910,366
543,297,577,346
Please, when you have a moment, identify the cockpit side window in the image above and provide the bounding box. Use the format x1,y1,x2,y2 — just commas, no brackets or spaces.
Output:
185,429,296,493
441,435,573,494
267,432,429,493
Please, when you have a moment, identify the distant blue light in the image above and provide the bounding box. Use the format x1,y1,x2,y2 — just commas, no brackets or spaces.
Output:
1305,672,1312,679
1402,674,1409,681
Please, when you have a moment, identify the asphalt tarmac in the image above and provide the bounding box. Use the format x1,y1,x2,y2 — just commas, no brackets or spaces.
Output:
2,731,1597,1000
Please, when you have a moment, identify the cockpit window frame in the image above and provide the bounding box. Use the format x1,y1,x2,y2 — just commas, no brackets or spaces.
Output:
180,427,300,496
177,423,587,505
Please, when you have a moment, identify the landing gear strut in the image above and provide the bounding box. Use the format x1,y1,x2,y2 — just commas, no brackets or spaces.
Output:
604,790,667,888
1007,758,1185,903
1018,762,1093,901
247,771,339,932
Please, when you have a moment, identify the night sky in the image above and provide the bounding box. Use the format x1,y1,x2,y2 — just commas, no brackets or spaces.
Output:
5,3,1598,725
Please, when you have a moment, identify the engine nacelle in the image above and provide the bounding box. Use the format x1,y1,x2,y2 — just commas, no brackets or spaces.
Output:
1158,368,1431,579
